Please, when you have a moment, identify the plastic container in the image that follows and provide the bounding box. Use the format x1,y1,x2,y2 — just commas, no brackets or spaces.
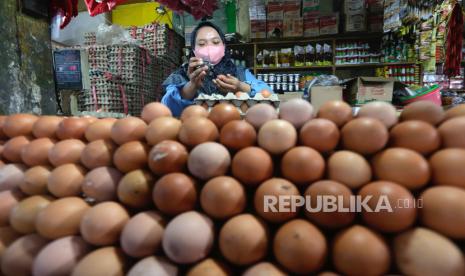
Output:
400,85,442,106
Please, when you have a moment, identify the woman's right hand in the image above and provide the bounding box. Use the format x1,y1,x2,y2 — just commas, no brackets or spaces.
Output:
188,57,208,89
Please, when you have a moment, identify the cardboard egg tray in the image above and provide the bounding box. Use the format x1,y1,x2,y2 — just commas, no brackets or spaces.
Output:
194,93,281,115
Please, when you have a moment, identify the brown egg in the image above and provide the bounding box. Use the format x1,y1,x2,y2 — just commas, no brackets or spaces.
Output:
32,116,63,139
113,141,149,173
187,142,231,180
20,166,51,195
128,256,178,276
153,173,197,216
187,258,230,276
220,120,257,150
359,181,417,233
81,139,116,169
0,116,7,139
148,140,188,175
328,151,371,189
56,117,90,140
245,103,278,129
394,228,465,276
178,117,219,147
243,262,287,276
180,105,209,122
146,117,182,146
219,214,268,266
254,178,300,223
9,195,53,234
162,211,214,264
118,170,154,209
390,120,440,155
318,272,342,276
121,211,165,258
3,114,38,138
72,247,127,276
32,236,91,276
304,180,355,229
357,101,398,128
333,225,390,276
80,201,129,246
82,116,98,124
1,234,48,276
20,137,54,166
341,117,388,155
200,176,246,219
84,118,117,142
0,227,21,259
373,148,430,190
36,197,89,239
300,119,340,153
0,164,27,192
111,117,147,145
420,186,465,239
430,149,465,188
48,139,86,166
48,164,86,198
274,219,327,274
445,104,465,120
231,147,273,187
401,100,445,125
82,167,123,202
317,101,353,127
279,99,314,129
3,136,31,163
438,116,465,148
0,189,25,226
258,120,297,155
281,147,325,185
208,103,241,129
141,102,172,123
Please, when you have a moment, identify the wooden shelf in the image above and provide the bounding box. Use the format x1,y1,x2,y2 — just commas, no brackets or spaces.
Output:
250,32,383,46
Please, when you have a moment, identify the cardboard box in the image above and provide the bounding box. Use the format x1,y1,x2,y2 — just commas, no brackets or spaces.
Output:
251,20,267,39
283,0,301,18
345,13,367,32
284,18,303,37
343,0,366,14
368,14,384,32
302,0,320,14
267,1,284,20
267,20,284,38
310,86,344,112
367,0,384,13
319,13,339,35
344,77,395,104
303,15,319,37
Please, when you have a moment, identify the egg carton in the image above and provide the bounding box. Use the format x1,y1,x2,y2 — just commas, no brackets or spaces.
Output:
194,93,281,115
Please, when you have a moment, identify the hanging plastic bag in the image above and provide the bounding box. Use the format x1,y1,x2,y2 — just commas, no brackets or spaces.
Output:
84,0,128,17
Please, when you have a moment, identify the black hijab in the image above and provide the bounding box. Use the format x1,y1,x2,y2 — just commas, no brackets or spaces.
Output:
163,21,240,95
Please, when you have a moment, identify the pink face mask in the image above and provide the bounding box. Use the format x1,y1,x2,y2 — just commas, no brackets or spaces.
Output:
194,45,225,65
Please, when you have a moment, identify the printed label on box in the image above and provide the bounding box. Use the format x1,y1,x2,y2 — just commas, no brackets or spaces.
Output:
267,20,284,38
319,13,338,35
304,16,319,37
267,2,284,20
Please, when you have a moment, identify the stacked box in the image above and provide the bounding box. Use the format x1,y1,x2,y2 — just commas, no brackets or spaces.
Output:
343,0,367,32
127,23,184,65
250,0,266,39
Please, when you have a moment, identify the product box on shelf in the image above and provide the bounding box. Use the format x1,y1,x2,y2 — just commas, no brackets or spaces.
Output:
368,14,384,32
267,1,284,20
284,18,303,38
302,0,320,15
283,0,301,18
344,77,395,104
251,20,267,39
367,0,384,13
345,13,367,32
343,0,366,14
267,20,284,38
303,15,320,37
310,86,343,112
319,13,339,35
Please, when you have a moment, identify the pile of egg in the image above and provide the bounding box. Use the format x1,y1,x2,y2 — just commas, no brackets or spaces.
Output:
0,100,465,276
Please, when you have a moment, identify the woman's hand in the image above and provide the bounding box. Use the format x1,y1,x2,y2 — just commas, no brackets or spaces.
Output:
188,57,208,88
213,74,251,94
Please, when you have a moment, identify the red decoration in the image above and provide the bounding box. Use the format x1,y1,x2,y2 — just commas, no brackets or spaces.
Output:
84,0,128,17
50,0,79,29
444,3,464,77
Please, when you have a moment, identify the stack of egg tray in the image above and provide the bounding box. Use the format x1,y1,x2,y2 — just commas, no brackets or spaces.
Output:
84,32,97,46
127,23,184,64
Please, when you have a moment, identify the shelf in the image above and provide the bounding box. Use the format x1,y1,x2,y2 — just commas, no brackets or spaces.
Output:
251,32,383,46
255,66,333,71
336,62,417,68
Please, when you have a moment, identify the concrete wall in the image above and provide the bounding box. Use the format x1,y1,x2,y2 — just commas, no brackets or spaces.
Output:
0,0,57,115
